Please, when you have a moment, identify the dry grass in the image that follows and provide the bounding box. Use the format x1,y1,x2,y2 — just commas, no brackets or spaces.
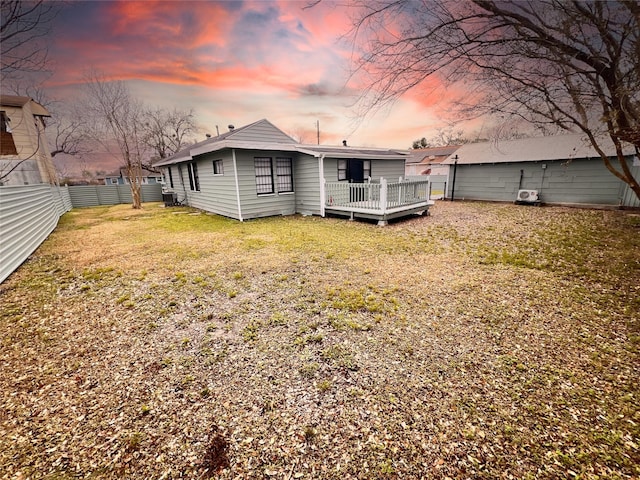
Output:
1,201,638,479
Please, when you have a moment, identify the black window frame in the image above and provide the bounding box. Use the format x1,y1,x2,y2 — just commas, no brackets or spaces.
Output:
213,159,224,175
276,157,294,193
187,162,200,191
254,157,274,195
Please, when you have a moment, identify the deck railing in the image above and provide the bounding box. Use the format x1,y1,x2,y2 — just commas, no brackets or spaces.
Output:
325,178,430,213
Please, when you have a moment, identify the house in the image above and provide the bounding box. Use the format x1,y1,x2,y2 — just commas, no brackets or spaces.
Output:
405,145,461,200
154,119,433,225
0,95,57,186
442,134,639,208
100,167,163,186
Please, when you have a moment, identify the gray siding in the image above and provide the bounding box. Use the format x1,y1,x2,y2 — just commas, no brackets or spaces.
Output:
323,158,340,182
235,150,296,220
446,157,640,206
184,152,241,219
228,121,294,143
294,154,321,216
0,185,72,283
371,159,406,181
322,158,406,182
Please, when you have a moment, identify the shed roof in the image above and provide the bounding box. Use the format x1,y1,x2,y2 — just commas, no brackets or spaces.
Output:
442,133,635,165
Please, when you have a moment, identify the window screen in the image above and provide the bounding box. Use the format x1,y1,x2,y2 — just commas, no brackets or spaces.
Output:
254,157,274,194
276,157,293,193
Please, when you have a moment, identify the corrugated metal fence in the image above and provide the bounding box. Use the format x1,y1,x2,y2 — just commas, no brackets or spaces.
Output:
0,184,162,284
68,184,162,207
0,184,72,283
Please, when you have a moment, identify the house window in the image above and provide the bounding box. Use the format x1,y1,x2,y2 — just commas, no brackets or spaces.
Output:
0,111,17,156
338,159,347,181
276,157,293,193
142,177,148,185
213,159,224,175
187,162,200,191
254,157,274,195
0,111,10,132
155,177,162,183
167,167,174,188
363,160,371,179
110,178,118,185
338,159,371,181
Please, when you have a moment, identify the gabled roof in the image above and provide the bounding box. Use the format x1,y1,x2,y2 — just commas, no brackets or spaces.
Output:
442,133,636,165
155,119,295,166
0,95,50,117
154,119,408,166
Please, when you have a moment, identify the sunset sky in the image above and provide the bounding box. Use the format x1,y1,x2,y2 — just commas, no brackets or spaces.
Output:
40,0,462,171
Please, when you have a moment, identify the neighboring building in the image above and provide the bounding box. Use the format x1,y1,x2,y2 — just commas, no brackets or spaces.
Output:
442,134,639,208
100,167,163,186
405,145,460,177
0,95,57,186
155,119,433,224
405,146,460,200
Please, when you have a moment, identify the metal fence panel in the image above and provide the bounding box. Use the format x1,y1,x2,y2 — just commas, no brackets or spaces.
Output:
141,184,162,202
0,184,72,284
68,184,162,208
68,185,100,207
97,186,121,205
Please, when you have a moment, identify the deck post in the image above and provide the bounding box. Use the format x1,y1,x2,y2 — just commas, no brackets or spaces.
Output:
380,178,387,214
378,178,388,226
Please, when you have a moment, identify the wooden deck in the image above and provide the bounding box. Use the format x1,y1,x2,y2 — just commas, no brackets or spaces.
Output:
324,179,434,225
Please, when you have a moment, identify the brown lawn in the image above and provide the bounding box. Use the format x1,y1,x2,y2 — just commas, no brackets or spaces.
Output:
1,201,638,479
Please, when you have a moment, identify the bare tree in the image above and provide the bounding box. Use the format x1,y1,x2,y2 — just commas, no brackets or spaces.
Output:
144,107,197,162
50,116,89,158
432,124,467,147
84,71,148,209
347,0,640,199
288,126,310,144
0,0,60,83
412,123,469,148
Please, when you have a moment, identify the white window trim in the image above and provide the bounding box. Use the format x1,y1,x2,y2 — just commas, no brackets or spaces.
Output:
213,159,224,176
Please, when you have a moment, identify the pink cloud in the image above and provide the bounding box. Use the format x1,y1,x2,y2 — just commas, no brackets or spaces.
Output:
106,1,234,47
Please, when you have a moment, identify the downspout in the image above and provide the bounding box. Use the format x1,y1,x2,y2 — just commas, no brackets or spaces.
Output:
539,163,546,195
232,148,243,221
450,155,458,201
319,154,326,217
178,164,188,203
518,169,524,190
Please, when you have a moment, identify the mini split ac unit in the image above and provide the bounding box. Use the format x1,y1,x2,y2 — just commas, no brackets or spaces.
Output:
516,189,540,204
